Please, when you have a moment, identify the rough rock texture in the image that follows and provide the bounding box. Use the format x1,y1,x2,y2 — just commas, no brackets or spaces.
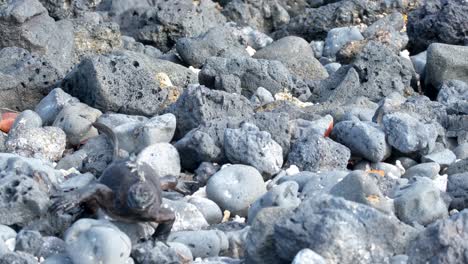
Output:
407,0,468,53
0,47,63,111
286,133,350,172
109,0,226,52
224,122,283,178
253,36,328,80
274,195,417,263
176,25,250,68
331,120,390,162
407,210,468,264
273,0,420,41
62,50,197,116
167,85,254,138
199,56,295,97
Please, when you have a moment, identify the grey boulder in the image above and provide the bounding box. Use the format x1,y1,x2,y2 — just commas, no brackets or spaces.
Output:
224,123,283,178
206,165,266,217
331,120,391,162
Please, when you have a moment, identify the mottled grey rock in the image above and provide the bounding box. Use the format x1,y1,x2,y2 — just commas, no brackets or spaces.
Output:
286,133,350,172
250,87,275,107
110,0,226,52
38,0,101,19
133,113,177,152
43,254,73,264
253,36,328,80
0,251,37,264
394,177,448,226
362,12,408,52
176,26,249,68
0,0,74,74
137,143,180,179
199,57,294,97
121,36,162,58
273,0,419,41
5,123,66,162
62,50,197,116
289,115,333,141
70,15,122,61
34,88,79,126
0,47,63,111
383,112,438,154
168,85,253,138
206,165,266,217
421,149,457,168
9,110,42,134
253,112,291,157
403,162,440,179
324,62,341,75
245,207,292,264
437,80,468,115
407,209,468,264
330,170,393,213
274,195,417,263
163,199,209,232
332,120,390,162
407,0,468,53
222,0,289,34
349,41,416,102
447,172,468,210
64,219,132,264
425,43,468,89
323,26,364,58
132,241,181,264
168,230,229,259
224,123,283,178
248,181,300,224
15,230,43,257
53,102,102,146
453,143,468,160
0,171,49,227
187,197,223,225
292,249,326,264
37,236,67,259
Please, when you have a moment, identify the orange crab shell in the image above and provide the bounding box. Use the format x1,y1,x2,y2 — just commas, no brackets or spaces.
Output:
0,112,18,133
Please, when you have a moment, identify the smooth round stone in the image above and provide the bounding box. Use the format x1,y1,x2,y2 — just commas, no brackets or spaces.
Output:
292,249,326,264
34,88,79,125
137,143,181,178
187,197,223,225
167,230,229,259
403,162,440,179
38,237,67,259
453,143,468,159
421,149,457,168
206,165,267,217
0,225,16,243
53,102,102,146
64,219,132,264
135,113,176,152
9,110,42,134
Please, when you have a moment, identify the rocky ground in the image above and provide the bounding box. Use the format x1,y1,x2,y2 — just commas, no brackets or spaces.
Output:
0,0,467,263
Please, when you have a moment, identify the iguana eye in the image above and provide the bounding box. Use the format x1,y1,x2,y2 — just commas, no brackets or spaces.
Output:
127,183,155,210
